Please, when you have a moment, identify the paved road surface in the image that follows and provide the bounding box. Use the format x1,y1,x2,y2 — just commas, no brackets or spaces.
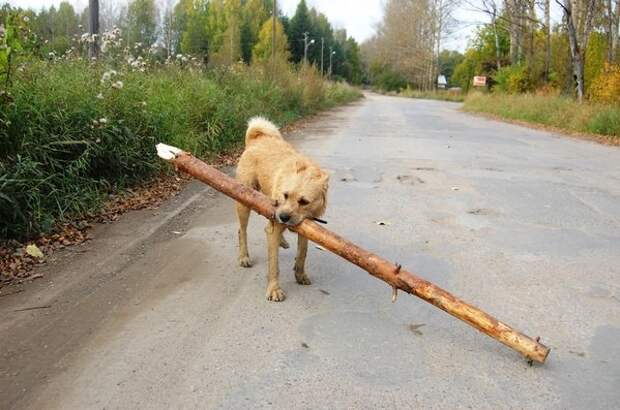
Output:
1,94,619,409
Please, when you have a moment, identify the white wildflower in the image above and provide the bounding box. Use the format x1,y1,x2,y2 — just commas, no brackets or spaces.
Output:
23,16,30,23
99,118,108,125
96,93,104,99
101,72,111,83
111,81,123,90
140,101,147,107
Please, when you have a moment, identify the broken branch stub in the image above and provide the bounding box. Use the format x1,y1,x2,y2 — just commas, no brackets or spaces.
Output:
156,143,550,364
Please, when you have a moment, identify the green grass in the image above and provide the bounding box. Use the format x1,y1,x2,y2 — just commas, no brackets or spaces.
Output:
0,60,362,240
397,88,465,102
463,92,620,139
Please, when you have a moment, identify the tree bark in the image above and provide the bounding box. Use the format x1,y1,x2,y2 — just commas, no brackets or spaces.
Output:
156,143,551,364
545,0,551,82
88,0,99,59
558,0,586,100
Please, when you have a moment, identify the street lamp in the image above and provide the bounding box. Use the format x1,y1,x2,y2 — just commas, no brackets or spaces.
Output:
328,48,336,78
303,32,315,65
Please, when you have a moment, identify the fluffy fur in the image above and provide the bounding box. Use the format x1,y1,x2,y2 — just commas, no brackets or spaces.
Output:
236,116,329,301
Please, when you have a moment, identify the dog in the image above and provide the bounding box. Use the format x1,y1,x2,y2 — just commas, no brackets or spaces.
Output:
236,117,329,302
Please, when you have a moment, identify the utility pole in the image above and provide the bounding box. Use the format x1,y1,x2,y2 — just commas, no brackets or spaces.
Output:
320,37,324,75
303,32,314,65
328,47,335,78
88,0,99,59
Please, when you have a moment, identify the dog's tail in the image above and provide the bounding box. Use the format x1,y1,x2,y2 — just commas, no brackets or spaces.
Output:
245,116,282,145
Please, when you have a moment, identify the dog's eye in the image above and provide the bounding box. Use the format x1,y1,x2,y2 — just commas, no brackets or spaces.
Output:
283,192,288,200
298,198,309,206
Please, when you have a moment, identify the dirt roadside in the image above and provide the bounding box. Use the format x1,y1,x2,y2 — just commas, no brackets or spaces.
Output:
0,178,223,408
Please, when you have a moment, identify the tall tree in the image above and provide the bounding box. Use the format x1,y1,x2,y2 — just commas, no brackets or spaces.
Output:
556,0,597,100
126,0,158,50
241,0,271,63
252,17,289,62
288,0,314,63
179,0,209,57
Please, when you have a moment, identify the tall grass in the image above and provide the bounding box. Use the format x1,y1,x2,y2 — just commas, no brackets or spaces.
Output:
0,59,362,240
463,92,620,140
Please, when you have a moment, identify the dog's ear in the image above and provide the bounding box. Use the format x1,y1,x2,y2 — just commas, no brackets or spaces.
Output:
296,160,308,173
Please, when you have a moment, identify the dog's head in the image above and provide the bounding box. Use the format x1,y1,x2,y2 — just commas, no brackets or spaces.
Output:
273,160,329,226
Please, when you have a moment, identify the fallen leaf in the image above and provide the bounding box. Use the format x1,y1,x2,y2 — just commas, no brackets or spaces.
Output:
25,244,44,259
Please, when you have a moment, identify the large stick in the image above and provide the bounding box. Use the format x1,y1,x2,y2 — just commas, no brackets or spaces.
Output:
156,144,550,364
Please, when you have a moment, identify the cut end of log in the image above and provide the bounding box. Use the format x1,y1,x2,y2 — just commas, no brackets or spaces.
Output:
156,143,184,161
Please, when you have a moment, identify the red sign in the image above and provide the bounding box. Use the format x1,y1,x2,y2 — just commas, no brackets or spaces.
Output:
473,76,487,87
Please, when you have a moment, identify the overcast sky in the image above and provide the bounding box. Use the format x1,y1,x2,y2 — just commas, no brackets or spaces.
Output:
4,0,563,51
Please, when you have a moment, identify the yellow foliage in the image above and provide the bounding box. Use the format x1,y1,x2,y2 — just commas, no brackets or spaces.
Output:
589,63,620,104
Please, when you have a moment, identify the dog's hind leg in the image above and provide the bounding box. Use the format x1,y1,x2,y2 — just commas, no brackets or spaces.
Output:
237,202,252,267
265,220,286,301
294,234,311,285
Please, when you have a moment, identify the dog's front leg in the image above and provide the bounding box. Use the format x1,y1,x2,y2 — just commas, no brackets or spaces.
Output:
294,234,311,285
265,220,286,301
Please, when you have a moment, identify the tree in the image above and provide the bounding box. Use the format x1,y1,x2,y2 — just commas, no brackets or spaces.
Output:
241,0,271,63
252,17,289,62
206,0,243,65
288,0,313,63
179,0,208,57
341,37,363,84
556,0,597,100
126,0,158,50
438,50,464,84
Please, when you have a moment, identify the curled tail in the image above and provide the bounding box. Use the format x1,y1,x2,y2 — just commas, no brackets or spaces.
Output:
245,116,282,145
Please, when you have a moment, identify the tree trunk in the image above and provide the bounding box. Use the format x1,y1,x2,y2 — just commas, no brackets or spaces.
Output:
88,0,99,59
545,0,551,82
156,143,551,364
562,0,585,100
492,8,502,70
608,0,614,62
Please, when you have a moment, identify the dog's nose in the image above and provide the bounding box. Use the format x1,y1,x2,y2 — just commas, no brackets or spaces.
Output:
278,212,290,223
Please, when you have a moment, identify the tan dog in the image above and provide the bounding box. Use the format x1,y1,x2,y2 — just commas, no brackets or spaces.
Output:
236,117,329,301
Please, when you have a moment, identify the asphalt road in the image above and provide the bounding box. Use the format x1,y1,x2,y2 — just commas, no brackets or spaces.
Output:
1,94,619,409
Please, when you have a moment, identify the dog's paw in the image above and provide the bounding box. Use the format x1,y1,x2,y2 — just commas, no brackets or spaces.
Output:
295,272,312,285
279,237,290,249
266,286,286,302
239,256,252,268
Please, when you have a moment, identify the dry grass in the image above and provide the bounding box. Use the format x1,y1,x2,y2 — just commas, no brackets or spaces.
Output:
463,92,620,143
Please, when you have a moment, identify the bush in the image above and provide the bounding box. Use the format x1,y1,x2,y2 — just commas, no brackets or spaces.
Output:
0,59,362,240
373,69,408,92
493,65,533,94
589,63,620,104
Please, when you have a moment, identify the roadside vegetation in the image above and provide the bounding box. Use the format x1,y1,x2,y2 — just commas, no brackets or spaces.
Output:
0,2,362,243
360,0,620,140
464,92,620,139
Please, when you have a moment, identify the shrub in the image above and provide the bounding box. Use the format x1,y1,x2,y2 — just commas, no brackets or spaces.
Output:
373,69,408,92
0,59,362,240
589,63,620,104
493,65,533,94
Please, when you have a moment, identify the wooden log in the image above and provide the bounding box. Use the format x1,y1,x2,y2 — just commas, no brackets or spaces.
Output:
156,143,551,364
